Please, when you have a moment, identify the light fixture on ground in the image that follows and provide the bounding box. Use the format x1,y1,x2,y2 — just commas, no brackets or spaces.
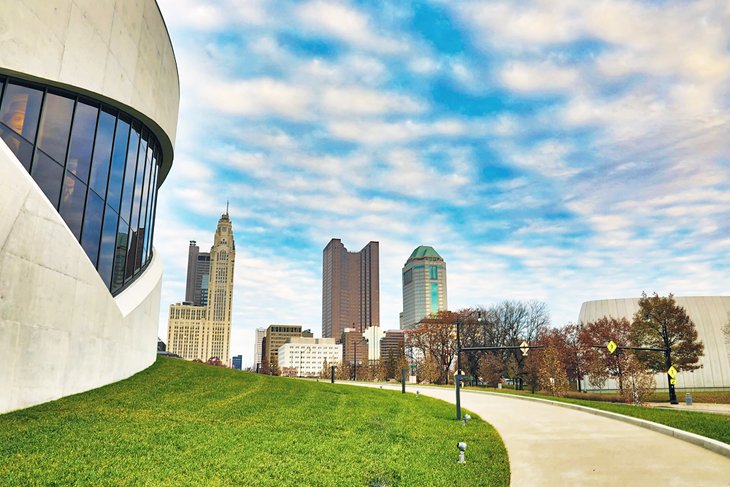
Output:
457,442,467,464
462,414,471,427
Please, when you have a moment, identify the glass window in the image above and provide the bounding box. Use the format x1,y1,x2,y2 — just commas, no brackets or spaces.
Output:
0,125,34,170
403,269,413,286
120,123,140,223
130,134,147,230
59,172,87,239
81,190,104,265
98,207,119,290
430,283,439,313
112,222,129,292
0,82,42,142
66,102,98,183
106,116,130,212
37,93,74,163
138,144,153,265
144,157,159,262
88,109,115,196
430,266,438,280
31,151,64,206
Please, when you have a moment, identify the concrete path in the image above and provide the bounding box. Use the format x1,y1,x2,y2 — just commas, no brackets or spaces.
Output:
347,383,730,486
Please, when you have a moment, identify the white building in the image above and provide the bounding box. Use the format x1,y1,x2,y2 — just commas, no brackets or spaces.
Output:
0,0,179,413
362,326,386,362
253,327,266,369
278,337,342,377
579,296,730,389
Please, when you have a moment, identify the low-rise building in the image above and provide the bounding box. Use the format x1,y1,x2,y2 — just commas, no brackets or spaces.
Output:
278,337,342,377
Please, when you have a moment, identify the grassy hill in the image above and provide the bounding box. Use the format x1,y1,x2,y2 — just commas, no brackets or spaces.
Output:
0,357,509,486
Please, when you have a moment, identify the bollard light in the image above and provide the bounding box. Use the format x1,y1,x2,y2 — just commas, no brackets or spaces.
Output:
462,414,471,426
457,442,467,464
416,390,420,397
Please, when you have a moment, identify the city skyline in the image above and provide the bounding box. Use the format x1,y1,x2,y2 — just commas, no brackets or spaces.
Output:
154,1,730,364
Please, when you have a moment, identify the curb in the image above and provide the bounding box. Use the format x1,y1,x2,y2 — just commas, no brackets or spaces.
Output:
466,390,730,459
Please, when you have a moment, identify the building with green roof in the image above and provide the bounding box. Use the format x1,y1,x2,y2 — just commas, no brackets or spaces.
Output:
400,246,448,329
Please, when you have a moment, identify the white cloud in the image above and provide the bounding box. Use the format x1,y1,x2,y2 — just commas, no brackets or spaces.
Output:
500,61,579,93
296,0,407,54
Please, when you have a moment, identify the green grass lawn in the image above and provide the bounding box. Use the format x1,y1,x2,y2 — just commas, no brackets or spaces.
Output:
480,389,730,444
0,358,509,486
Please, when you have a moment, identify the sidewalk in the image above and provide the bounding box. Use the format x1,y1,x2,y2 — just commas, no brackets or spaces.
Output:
647,401,730,415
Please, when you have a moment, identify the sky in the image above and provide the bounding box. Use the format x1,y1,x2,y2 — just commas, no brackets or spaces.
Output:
154,0,730,367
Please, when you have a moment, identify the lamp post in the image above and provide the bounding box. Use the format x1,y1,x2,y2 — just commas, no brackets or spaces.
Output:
456,310,482,421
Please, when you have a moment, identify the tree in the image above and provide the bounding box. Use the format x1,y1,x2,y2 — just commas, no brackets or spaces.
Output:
538,344,569,397
478,354,503,387
406,310,460,384
631,293,704,373
619,355,656,405
579,317,634,393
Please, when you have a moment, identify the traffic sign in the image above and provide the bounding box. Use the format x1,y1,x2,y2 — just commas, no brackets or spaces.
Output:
606,340,618,354
670,378,677,385
667,366,677,379
520,341,529,356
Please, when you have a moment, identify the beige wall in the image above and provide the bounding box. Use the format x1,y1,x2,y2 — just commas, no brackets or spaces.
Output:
579,297,730,388
0,0,179,182
0,140,161,414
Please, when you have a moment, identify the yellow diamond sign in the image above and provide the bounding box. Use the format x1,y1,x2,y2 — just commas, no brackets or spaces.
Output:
667,366,678,379
520,340,529,356
606,340,618,354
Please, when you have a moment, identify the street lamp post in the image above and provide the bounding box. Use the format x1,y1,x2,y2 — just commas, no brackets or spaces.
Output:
455,310,482,421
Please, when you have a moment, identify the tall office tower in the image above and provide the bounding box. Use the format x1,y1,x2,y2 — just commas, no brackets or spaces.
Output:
400,246,448,330
185,241,211,306
322,239,380,339
168,210,235,364
253,327,266,369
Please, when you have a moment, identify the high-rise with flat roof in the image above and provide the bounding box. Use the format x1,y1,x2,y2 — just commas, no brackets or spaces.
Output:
400,246,447,329
185,241,210,306
264,324,303,371
322,239,379,339
253,327,266,369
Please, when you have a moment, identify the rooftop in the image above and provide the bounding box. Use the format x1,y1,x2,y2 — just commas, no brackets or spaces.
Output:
408,245,443,260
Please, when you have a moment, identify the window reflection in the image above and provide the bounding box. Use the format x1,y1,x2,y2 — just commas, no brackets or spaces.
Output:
59,172,87,239
67,102,98,183
37,93,74,163
89,109,116,196
0,77,162,295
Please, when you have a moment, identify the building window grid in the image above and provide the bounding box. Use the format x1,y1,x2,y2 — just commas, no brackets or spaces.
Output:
0,76,162,296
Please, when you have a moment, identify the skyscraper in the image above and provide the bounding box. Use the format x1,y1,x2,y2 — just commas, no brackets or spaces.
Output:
322,239,379,339
185,241,210,306
168,210,236,363
400,246,448,329
253,327,266,369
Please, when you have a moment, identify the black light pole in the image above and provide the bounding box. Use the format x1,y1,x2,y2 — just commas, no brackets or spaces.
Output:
456,314,463,420
663,322,678,404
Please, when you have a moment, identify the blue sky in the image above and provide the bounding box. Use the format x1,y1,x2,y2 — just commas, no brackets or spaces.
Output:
155,0,730,366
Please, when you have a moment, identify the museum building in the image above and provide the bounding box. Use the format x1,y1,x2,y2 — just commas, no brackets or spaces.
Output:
0,0,179,413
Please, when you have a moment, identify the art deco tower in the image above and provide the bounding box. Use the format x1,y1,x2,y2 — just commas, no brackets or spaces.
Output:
205,210,235,362
168,209,235,363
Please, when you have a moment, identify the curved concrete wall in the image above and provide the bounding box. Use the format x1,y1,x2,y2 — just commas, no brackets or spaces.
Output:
0,139,162,413
0,0,179,182
579,297,730,388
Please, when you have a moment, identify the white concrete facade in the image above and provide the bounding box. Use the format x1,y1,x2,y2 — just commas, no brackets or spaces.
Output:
0,0,179,181
362,326,386,362
0,0,178,413
579,296,730,388
278,338,342,377
0,140,162,413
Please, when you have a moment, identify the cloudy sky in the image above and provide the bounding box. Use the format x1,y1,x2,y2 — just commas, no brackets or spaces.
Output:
154,0,730,366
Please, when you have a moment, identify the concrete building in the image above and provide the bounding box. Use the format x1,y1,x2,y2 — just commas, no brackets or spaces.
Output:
167,212,236,364
253,327,266,369
400,246,448,329
341,327,369,366
579,297,730,388
362,326,386,362
278,337,341,377
322,239,379,339
185,240,210,306
264,324,303,371
0,0,179,414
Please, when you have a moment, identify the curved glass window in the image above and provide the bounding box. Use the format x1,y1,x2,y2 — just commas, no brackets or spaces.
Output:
0,76,163,296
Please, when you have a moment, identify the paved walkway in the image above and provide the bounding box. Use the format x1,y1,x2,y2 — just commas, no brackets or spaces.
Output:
346,383,730,486
647,401,730,415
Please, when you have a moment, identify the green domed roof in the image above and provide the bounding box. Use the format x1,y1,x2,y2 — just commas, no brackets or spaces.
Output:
408,245,442,260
